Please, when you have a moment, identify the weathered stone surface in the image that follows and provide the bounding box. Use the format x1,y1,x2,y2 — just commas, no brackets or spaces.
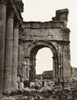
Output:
0,1,71,98
52,8,69,27
0,2,6,100
19,9,71,84
21,28,69,41
12,23,19,90
4,11,14,93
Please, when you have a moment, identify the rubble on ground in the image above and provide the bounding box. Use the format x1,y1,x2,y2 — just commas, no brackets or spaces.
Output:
3,79,77,100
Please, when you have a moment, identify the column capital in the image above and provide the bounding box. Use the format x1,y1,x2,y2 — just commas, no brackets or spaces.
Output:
14,22,19,29
7,10,14,19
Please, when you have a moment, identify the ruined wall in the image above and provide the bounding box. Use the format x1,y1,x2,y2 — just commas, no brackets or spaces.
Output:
19,9,71,83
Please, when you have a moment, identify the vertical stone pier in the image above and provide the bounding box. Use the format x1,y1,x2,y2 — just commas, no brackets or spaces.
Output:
53,56,56,82
22,57,31,81
62,44,71,83
12,22,19,90
4,11,14,93
52,56,59,82
0,1,6,99
29,57,36,82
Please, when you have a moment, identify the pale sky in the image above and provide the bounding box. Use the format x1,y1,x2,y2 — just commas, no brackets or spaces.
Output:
22,0,77,74
36,48,53,74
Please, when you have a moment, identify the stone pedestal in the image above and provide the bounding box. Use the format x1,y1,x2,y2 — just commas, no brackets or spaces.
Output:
4,11,14,93
12,23,19,90
0,1,6,99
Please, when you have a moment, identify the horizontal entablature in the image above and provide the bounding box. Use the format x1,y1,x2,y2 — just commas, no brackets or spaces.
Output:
20,28,69,41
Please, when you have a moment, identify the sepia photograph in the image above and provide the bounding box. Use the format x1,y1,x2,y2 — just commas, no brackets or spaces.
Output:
0,0,77,100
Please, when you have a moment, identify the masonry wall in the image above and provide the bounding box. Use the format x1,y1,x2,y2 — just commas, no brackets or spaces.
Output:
19,9,71,83
21,22,69,42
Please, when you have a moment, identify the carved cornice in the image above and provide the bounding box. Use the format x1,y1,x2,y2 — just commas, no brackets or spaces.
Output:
23,21,64,29
57,41,70,45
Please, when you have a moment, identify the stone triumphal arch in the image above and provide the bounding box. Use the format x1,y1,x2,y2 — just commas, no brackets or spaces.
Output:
19,40,58,82
0,0,71,99
19,8,71,84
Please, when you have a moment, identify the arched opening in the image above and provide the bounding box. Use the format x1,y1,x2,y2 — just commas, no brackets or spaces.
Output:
36,47,53,81
36,47,53,74
29,42,58,82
